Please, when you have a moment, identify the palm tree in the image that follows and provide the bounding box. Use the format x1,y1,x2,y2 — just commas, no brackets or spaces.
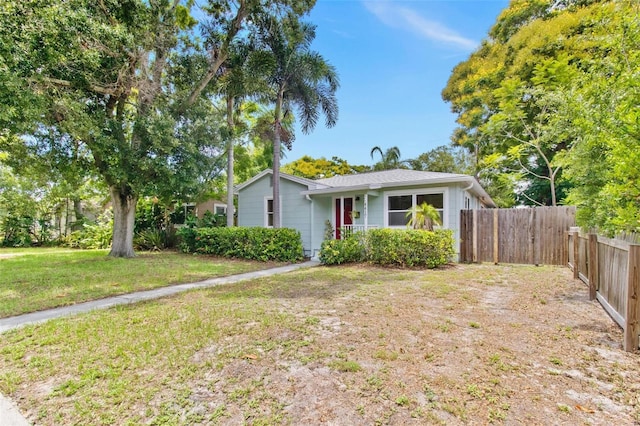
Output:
370,146,403,170
250,15,339,228
406,202,441,231
218,42,252,227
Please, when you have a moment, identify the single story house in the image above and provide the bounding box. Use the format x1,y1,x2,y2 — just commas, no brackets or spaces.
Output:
234,168,495,259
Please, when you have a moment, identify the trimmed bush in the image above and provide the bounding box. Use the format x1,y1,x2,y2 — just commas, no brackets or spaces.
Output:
366,228,455,268
319,233,366,265
178,226,304,262
319,228,455,268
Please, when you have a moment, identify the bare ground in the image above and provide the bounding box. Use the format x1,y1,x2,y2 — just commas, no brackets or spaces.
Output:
5,263,640,425
185,264,640,425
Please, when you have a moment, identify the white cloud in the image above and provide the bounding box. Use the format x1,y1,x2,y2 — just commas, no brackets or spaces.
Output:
363,1,478,51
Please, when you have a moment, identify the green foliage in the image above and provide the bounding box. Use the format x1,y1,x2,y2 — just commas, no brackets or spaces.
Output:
0,162,50,247
365,229,455,268
323,220,334,241
407,145,473,174
0,0,318,257
319,233,366,265
199,211,225,228
134,229,176,251
560,3,640,233
319,229,455,268
282,155,369,179
1,215,34,247
67,213,113,249
443,0,640,228
370,146,405,171
179,227,304,262
442,0,619,206
135,198,167,233
406,203,442,231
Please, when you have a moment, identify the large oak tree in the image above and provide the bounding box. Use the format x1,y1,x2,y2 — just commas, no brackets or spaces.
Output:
0,0,314,256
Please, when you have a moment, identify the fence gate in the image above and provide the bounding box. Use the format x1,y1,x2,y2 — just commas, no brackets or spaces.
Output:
460,206,576,266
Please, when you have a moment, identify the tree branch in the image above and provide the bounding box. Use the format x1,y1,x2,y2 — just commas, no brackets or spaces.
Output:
182,0,248,109
33,77,116,95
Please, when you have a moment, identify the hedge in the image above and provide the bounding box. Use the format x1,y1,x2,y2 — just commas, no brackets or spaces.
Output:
320,228,455,268
178,226,304,262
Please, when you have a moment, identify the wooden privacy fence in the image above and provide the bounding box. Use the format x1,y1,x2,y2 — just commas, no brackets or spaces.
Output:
460,206,576,265
567,230,640,352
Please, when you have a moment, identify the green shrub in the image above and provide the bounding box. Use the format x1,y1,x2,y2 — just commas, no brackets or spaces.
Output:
178,227,304,262
134,228,176,251
1,215,33,247
319,233,366,265
319,228,454,268
67,212,113,249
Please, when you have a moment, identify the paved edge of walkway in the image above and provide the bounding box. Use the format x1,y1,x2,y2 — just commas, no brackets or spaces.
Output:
0,260,320,426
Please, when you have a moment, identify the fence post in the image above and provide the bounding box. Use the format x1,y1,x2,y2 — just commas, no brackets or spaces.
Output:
573,231,579,280
588,233,598,300
472,209,478,263
493,209,499,265
624,244,640,352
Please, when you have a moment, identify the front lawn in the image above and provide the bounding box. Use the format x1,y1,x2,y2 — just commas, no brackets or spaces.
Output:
0,249,278,317
0,264,638,425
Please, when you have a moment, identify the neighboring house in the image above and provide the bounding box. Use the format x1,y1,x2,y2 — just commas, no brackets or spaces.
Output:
234,169,495,259
173,199,227,225
193,199,228,219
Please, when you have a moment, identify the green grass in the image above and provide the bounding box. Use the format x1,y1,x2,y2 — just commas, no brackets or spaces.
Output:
0,263,627,425
0,249,277,317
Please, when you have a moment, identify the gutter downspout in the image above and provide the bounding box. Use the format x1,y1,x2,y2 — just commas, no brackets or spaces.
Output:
462,179,475,209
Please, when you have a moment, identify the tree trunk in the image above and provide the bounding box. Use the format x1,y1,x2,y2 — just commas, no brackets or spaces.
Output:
226,97,235,227
109,186,137,258
272,93,283,229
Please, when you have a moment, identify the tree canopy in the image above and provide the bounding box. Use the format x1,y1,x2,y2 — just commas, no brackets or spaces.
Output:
443,0,640,230
282,155,368,179
0,0,318,255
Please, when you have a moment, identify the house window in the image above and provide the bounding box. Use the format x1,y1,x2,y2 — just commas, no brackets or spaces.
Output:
416,193,444,223
388,195,413,226
386,190,445,227
265,198,274,227
214,205,226,215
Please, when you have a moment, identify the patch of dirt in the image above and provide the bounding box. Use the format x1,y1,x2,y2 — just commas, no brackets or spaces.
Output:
180,264,640,424
9,263,640,425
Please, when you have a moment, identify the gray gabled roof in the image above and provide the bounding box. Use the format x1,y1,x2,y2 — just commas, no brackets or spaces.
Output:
233,169,329,194
315,169,470,187
309,169,495,208
235,168,496,207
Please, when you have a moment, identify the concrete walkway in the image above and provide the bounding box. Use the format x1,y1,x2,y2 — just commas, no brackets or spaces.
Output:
0,260,320,425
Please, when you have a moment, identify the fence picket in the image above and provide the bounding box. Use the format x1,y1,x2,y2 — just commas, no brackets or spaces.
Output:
460,206,576,265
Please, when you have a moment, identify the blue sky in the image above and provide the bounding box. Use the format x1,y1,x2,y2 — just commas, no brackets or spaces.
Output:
286,0,509,167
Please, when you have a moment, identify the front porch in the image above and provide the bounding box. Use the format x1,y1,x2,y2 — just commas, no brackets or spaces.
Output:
331,192,380,240
339,224,380,239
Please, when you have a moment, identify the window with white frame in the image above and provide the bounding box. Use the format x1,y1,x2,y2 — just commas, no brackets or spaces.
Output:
265,198,274,227
386,190,445,227
214,204,227,215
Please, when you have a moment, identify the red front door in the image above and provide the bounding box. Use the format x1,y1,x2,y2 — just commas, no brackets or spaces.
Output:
335,197,353,239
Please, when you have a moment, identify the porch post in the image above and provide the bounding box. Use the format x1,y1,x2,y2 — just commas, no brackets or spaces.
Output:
364,193,369,229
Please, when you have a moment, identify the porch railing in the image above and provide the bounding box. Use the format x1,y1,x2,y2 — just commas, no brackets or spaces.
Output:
339,224,379,238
